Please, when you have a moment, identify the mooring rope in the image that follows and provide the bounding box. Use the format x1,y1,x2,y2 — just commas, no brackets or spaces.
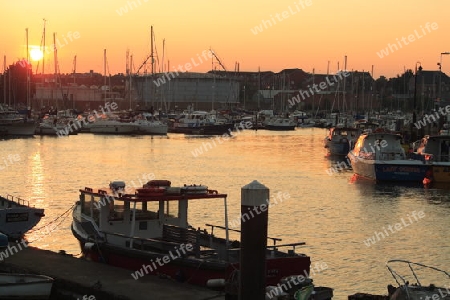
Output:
26,203,75,243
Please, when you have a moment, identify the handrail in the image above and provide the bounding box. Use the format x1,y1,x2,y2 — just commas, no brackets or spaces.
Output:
386,259,450,287
206,223,282,245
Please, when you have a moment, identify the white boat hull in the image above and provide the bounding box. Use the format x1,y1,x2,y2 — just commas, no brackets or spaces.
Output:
90,124,137,134
0,273,53,299
0,196,45,239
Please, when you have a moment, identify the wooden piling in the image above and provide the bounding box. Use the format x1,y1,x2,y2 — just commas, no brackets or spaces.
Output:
239,180,269,300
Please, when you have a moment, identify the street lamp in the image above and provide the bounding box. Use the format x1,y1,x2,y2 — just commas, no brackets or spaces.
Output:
438,52,450,103
413,62,422,124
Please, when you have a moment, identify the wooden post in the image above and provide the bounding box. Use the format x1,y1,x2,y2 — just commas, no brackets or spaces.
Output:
239,180,269,300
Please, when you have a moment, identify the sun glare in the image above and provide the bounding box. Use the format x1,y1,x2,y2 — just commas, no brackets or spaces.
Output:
30,47,43,61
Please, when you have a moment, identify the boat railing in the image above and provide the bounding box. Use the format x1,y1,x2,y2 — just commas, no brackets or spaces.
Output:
6,194,30,207
102,231,200,256
386,259,450,287
206,223,290,247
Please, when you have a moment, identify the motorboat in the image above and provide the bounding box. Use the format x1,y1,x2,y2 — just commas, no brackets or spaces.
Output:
0,194,45,240
348,260,449,300
35,115,79,136
264,117,296,131
324,125,359,155
347,132,430,181
412,135,450,184
168,110,233,135
386,260,450,300
71,180,311,288
0,273,54,300
0,104,36,136
133,113,168,135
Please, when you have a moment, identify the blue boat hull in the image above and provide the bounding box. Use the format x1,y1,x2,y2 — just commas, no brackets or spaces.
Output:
374,164,430,181
348,152,430,181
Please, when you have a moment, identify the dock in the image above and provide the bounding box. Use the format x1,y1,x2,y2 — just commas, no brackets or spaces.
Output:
0,245,225,300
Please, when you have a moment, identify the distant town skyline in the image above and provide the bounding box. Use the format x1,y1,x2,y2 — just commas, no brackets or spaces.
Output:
1,0,449,79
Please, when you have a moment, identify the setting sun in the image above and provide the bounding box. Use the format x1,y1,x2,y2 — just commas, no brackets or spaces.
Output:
29,47,43,61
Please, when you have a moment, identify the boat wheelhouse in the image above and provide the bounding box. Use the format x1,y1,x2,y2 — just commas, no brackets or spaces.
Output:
71,181,311,287
347,132,430,181
324,126,359,156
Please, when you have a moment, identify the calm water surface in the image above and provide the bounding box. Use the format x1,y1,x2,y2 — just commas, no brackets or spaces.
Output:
1,129,449,299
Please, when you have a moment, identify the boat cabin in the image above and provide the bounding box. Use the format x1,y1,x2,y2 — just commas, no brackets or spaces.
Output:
413,135,450,162
351,133,405,160
76,184,231,257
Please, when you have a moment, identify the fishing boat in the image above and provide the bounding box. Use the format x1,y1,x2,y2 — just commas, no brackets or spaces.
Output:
412,135,450,184
71,180,311,288
0,273,54,300
347,132,430,181
324,126,359,156
386,260,450,300
0,194,45,239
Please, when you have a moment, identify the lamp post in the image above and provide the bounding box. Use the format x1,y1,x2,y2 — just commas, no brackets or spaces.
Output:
438,52,450,103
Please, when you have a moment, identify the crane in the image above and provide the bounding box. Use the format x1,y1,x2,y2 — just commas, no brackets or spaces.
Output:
209,48,227,72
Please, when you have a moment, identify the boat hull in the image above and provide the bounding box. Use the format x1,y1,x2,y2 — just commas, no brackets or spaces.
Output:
264,125,296,131
429,165,450,183
0,273,53,299
71,222,311,287
169,123,233,135
0,121,36,136
0,196,45,239
325,140,350,156
348,152,430,181
90,124,137,134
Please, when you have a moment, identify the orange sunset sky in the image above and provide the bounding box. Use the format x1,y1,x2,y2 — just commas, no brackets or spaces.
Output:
1,0,449,79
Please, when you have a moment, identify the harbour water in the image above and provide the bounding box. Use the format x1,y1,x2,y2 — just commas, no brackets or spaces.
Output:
1,128,449,299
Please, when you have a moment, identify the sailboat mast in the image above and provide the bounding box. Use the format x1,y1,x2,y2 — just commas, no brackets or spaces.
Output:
42,19,46,75
53,32,58,110
104,49,106,105
3,55,6,104
26,28,31,109
150,26,154,108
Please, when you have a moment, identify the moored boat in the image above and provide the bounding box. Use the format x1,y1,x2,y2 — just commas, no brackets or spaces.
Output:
168,110,233,135
347,132,429,181
71,181,311,288
0,273,54,300
264,117,296,131
0,194,45,240
412,135,450,183
133,113,168,135
324,126,359,156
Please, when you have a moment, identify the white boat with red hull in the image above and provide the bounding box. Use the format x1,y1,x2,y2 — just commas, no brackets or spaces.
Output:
71,180,311,288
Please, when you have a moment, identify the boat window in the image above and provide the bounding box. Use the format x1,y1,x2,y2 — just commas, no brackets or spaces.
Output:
164,201,178,219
